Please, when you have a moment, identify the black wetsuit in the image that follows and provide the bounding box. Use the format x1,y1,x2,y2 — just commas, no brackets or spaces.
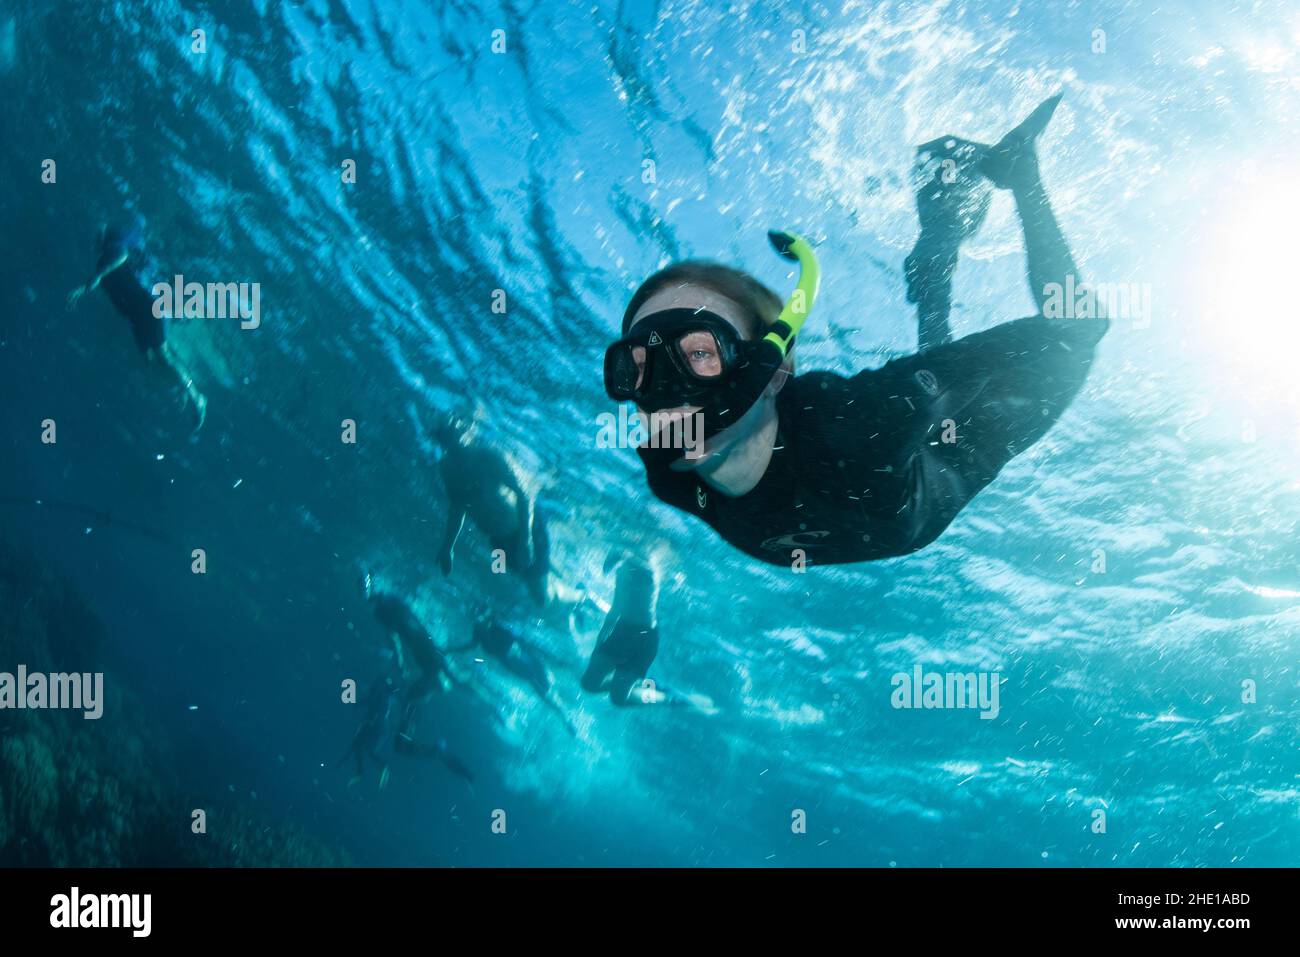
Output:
438,439,550,605
344,678,400,779
369,589,455,724
639,315,1109,566
583,558,660,705
370,590,438,666
472,619,551,698
344,676,473,784
98,245,166,353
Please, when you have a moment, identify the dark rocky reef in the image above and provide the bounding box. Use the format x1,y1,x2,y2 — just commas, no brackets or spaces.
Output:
0,536,346,866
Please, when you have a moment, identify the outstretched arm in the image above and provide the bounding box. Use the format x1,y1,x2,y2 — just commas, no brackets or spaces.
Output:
388,632,406,672
507,476,534,565
67,250,128,309
437,507,466,575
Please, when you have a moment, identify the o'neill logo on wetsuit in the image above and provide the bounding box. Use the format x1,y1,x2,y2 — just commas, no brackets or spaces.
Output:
761,530,832,551
914,368,941,396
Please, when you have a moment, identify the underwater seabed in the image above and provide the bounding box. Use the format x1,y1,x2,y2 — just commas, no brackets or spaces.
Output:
0,533,344,866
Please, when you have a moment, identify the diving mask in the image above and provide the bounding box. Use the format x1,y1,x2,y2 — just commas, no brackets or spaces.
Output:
604,229,820,440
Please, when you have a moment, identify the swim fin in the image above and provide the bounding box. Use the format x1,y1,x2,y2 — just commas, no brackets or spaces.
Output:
910,135,994,250
903,94,1064,352
905,135,994,350
979,93,1062,190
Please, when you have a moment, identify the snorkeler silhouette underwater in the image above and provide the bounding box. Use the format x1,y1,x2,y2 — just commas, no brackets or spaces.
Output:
1,1,1296,891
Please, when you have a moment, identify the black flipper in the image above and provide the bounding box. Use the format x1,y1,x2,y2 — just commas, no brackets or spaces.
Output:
979,93,1062,190
905,135,994,350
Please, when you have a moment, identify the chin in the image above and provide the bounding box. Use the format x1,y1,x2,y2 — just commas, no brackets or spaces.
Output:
685,430,733,466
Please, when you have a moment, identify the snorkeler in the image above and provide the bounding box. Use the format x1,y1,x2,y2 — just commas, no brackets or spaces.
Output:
433,411,551,607
66,221,207,431
447,609,576,734
342,676,474,787
342,676,401,788
362,572,460,733
581,550,700,708
604,94,1108,567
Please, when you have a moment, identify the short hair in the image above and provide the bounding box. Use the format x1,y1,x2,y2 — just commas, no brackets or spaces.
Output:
621,260,784,339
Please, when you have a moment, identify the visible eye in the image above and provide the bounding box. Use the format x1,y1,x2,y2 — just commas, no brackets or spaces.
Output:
677,331,722,378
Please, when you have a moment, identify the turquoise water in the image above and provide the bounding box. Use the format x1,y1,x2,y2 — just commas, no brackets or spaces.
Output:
1,0,1297,865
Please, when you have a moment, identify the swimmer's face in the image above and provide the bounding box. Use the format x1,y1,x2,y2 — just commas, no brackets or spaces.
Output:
627,282,752,425
627,282,783,460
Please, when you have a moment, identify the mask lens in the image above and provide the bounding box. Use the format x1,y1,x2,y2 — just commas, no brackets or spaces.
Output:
631,345,647,389
606,343,646,398
675,330,724,379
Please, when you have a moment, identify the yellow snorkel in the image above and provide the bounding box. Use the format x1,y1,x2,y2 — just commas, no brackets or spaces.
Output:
763,229,821,358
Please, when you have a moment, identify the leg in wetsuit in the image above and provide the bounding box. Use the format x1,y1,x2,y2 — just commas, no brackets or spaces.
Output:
905,137,993,352
521,505,550,607
905,95,1067,354
464,615,576,734
485,495,551,608
395,638,460,743
581,620,661,707
392,731,474,783
341,677,399,788
896,94,1107,541
581,552,694,707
